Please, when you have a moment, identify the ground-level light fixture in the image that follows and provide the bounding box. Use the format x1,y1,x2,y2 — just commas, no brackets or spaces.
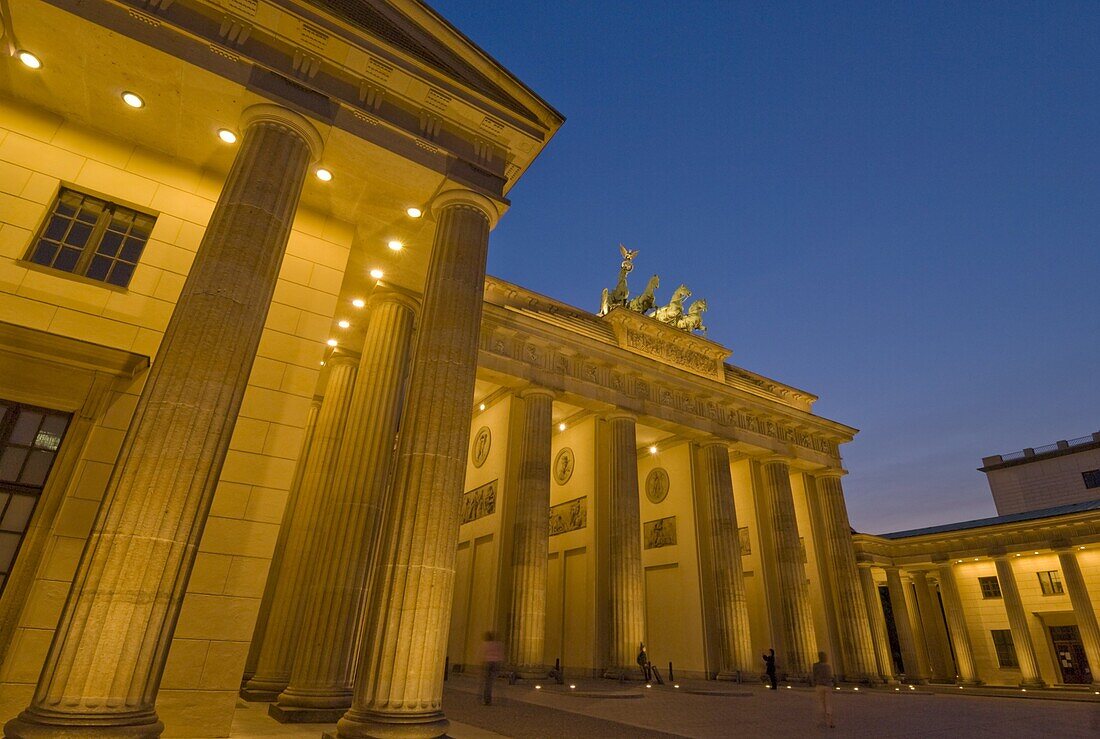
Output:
352,298,365,308
326,338,338,347
121,91,145,108
388,240,403,251
406,207,422,218
338,320,350,329
17,51,42,69
369,268,384,280
217,128,238,144
315,167,333,182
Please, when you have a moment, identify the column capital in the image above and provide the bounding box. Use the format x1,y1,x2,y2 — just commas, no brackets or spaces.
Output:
815,467,847,480
240,103,324,162
327,348,360,367
516,386,556,401
601,410,636,423
698,438,731,451
757,454,793,469
367,284,421,314
431,188,503,228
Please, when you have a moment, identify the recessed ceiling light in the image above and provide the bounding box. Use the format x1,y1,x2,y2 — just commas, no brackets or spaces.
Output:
369,268,383,280
387,240,403,251
315,168,333,182
558,422,567,431
217,128,238,144
320,360,325,366
649,445,658,455
352,298,365,308
17,51,41,70
479,403,486,411
338,320,350,329
121,91,145,109
406,207,422,218
326,338,338,347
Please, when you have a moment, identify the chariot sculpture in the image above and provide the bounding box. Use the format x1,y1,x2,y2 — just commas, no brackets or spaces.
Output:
597,245,708,334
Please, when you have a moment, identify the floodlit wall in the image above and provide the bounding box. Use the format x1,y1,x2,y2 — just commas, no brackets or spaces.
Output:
986,447,1100,515
0,101,350,735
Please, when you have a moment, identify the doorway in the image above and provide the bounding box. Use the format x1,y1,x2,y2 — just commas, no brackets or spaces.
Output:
1049,625,1091,684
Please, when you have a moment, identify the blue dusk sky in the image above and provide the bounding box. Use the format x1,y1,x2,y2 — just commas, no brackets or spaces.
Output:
431,0,1100,534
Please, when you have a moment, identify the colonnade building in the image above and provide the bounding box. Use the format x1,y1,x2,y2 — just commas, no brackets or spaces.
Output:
0,1,1097,738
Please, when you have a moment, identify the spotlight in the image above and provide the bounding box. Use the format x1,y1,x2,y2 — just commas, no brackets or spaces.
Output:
17,51,42,69
217,128,238,144
315,168,333,182
559,422,567,431
649,445,658,455
352,298,365,308
535,685,541,690
121,91,145,108
326,338,338,347
406,207,422,218
338,320,350,329
388,240,403,251
479,403,486,411
369,268,384,280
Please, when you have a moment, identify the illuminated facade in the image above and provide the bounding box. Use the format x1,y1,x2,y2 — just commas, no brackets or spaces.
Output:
0,1,1096,738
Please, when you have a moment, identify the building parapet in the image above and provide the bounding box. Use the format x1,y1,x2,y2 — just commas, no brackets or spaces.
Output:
980,432,1100,471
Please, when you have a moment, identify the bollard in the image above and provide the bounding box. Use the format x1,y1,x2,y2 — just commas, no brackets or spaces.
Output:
668,662,674,682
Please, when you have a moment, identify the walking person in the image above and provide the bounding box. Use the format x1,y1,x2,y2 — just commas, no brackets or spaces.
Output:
479,631,505,705
811,651,836,728
762,648,777,690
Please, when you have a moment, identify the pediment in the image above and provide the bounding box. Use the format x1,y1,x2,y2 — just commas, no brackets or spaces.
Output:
305,0,561,128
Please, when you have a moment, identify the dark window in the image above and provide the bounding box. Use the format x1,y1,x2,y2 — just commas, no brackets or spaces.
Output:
26,188,154,288
0,401,71,596
738,526,750,556
991,629,1018,668
978,576,1002,599
1037,570,1064,596
1084,469,1100,489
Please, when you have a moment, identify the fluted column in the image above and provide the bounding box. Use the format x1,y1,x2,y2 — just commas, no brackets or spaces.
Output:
813,472,878,681
1056,549,1100,686
4,104,322,739
602,413,645,678
884,567,928,683
506,389,554,678
335,190,499,739
698,442,753,678
243,355,358,701
910,570,952,681
272,290,418,721
759,458,815,679
857,565,897,682
935,562,980,684
993,556,1044,686
243,398,321,687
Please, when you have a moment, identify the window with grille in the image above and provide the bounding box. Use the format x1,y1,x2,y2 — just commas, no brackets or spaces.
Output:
978,576,1001,599
1037,570,1064,596
25,188,155,288
1084,469,1100,489
0,401,71,596
991,629,1018,668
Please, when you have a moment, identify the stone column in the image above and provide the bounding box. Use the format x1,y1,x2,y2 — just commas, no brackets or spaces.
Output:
857,564,897,682
272,289,418,722
813,472,878,681
4,104,322,738
334,190,499,739
242,397,320,688
935,562,980,685
506,389,554,678
698,442,753,678
884,567,928,683
243,354,358,701
759,458,815,679
910,570,952,681
601,413,645,678
1056,549,1100,686
993,556,1045,687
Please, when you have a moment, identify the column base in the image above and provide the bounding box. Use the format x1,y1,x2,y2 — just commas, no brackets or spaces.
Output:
332,708,449,739
507,665,549,680
269,703,348,724
716,670,745,682
5,708,164,738
240,675,289,702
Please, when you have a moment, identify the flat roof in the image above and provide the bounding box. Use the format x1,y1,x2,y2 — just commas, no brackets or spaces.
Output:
878,499,1100,540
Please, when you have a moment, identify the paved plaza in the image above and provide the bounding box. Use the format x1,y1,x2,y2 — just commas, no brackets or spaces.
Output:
228,675,1100,739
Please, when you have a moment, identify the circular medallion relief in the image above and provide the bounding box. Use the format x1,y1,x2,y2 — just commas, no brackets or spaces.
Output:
645,467,670,504
553,447,575,485
471,426,491,468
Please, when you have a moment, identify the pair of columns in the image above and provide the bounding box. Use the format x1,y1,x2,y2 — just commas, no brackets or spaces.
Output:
5,103,502,739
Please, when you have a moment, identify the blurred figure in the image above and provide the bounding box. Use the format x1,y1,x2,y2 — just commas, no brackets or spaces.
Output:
811,651,836,728
762,648,777,690
479,631,505,705
637,642,651,681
